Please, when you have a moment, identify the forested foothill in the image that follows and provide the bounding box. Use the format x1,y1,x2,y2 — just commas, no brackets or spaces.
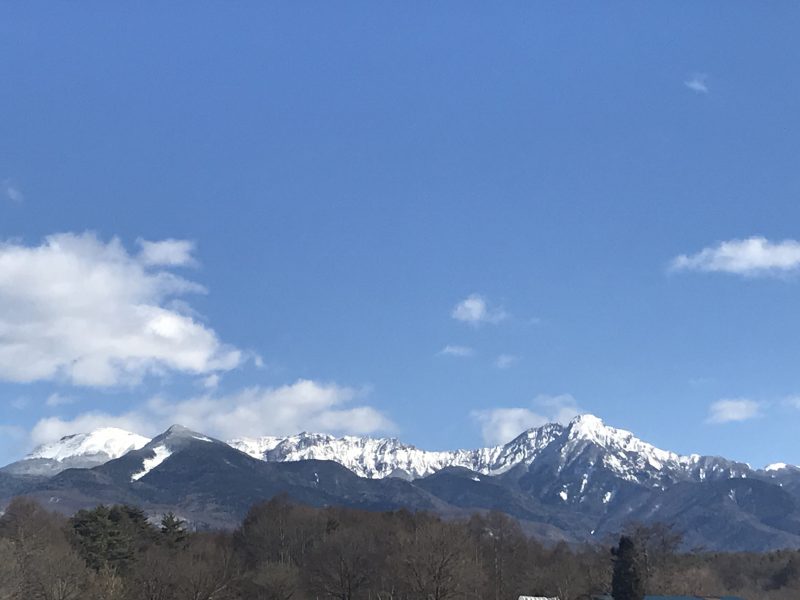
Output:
0,495,797,600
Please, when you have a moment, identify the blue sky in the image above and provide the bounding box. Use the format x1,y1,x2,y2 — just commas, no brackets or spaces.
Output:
1,3,800,467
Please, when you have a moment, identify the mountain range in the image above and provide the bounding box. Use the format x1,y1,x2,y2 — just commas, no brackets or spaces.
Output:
2,414,799,552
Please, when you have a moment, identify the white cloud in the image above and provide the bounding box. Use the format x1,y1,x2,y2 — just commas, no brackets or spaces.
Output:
494,354,519,369
684,73,709,94
137,238,197,267
3,180,23,203
451,294,508,325
45,393,74,407
29,379,395,445
782,396,800,410
671,237,800,277
438,345,474,357
706,398,761,424
201,373,221,390
472,408,547,446
535,393,583,424
0,232,241,389
472,393,582,445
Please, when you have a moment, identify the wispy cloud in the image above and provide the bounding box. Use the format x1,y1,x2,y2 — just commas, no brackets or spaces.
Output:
438,345,474,358
670,237,800,277
3,180,23,203
535,393,583,424
471,393,582,445
783,396,800,410
494,354,519,369
706,398,761,424
201,373,221,390
137,238,197,267
684,73,709,94
45,393,75,407
451,294,508,326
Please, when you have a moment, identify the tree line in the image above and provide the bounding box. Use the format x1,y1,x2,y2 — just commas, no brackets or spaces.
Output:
0,495,798,600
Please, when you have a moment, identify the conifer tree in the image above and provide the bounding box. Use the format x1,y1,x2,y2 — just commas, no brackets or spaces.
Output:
160,512,187,549
70,504,157,572
611,535,644,600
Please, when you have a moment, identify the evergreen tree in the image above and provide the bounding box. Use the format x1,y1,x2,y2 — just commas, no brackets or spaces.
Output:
70,504,157,572
160,512,187,549
611,535,644,600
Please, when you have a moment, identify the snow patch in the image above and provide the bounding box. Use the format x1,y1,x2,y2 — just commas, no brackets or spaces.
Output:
766,462,789,472
131,446,172,481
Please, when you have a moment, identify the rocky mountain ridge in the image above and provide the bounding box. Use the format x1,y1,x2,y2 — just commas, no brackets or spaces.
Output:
3,416,798,551
6,414,764,485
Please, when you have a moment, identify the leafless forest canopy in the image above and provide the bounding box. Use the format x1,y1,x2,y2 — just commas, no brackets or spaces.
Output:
1,496,798,600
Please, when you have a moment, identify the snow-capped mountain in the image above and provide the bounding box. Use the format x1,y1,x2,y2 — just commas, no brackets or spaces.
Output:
230,414,750,490
2,427,150,476
548,414,749,486
2,414,753,486
505,414,752,513
3,417,800,550
229,423,563,479
97,425,230,484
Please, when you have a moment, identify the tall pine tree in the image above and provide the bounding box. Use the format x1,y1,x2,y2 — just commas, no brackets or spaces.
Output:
160,512,187,549
611,535,645,600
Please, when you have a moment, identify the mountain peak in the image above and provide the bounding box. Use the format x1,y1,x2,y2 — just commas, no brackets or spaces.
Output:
565,414,652,449
566,413,604,433
564,413,629,446
150,424,216,448
2,427,153,476
165,424,192,434
27,427,150,462
555,413,691,485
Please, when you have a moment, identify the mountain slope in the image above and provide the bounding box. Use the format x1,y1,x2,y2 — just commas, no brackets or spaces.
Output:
604,478,800,552
4,416,800,551
15,425,446,529
503,415,753,518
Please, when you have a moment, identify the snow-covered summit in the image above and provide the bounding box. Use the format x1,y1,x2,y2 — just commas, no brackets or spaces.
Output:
545,414,751,490
230,432,476,479
562,414,683,472
229,423,563,480
2,427,151,476
27,427,150,462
